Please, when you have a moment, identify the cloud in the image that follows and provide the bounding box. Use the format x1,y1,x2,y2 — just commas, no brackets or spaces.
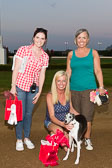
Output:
47,0,56,8
50,2,56,8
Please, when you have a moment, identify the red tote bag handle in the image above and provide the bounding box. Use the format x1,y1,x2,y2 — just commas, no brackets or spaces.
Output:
12,96,23,121
10,96,17,104
15,96,18,101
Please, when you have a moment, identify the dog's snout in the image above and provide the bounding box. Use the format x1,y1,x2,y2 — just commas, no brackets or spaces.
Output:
65,120,67,124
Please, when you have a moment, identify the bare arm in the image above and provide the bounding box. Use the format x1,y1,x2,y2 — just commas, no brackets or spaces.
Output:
66,51,73,78
10,58,22,95
93,49,105,95
33,67,46,104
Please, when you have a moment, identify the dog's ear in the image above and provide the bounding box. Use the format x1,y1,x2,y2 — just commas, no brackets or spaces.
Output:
72,113,75,119
69,113,74,117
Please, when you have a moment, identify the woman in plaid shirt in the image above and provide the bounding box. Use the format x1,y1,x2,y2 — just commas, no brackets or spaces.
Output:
10,28,49,151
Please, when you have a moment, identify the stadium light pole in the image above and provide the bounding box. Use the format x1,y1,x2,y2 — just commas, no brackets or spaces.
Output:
98,42,102,50
64,41,68,51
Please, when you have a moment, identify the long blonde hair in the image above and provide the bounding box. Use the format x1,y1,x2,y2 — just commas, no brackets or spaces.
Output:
51,70,70,104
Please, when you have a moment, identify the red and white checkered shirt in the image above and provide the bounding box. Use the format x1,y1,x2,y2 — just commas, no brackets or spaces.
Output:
15,44,49,91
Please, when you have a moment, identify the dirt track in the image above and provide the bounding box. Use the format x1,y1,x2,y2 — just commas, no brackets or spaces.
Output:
0,88,112,168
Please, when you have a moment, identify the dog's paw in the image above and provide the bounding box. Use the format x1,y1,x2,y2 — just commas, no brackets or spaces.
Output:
75,159,79,165
71,147,74,152
63,156,68,161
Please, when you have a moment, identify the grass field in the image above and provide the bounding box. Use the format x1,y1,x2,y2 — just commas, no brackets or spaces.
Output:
50,57,112,65
101,58,112,64
0,58,112,93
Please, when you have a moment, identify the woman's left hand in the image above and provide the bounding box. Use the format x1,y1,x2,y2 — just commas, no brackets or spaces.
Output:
32,92,41,104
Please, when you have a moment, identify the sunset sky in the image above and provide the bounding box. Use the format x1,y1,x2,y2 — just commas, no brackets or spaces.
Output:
1,0,112,52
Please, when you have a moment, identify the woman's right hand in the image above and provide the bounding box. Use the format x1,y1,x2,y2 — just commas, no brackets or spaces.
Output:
99,88,106,95
10,86,17,96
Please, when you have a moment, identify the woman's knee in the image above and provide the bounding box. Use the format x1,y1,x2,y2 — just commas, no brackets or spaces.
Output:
48,123,64,134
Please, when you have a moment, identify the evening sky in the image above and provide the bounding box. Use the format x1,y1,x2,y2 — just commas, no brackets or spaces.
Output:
0,0,112,52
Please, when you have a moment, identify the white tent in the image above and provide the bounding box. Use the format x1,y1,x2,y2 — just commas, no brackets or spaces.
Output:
0,35,7,64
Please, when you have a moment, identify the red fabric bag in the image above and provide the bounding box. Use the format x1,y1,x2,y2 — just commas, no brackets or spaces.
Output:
46,129,69,148
5,96,23,122
39,140,59,167
39,130,69,167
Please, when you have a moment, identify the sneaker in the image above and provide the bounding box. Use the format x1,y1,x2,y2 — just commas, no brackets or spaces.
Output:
24,138,35,149
85,138,93,150
16,140,24,151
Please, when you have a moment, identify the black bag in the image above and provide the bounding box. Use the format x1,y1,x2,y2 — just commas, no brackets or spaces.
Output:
99,94,108,104
30,83,36,93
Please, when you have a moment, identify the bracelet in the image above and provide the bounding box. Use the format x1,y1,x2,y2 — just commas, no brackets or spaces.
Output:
99,86,104,89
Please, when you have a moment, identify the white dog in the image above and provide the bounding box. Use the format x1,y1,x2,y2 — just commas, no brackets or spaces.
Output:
63,113,87,165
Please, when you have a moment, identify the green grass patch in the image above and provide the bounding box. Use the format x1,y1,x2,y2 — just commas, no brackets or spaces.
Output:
102,69,112,86
49,58,67,65
0,57,112,93
0,71,12,92
101,58,112,64
0,68,111,93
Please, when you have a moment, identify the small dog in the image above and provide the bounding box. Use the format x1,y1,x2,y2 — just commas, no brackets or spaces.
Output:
63,113,87,164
